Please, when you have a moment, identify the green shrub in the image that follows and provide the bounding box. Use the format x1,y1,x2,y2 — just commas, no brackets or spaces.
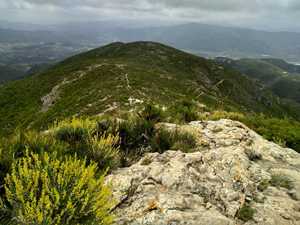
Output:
0,151,115,225
269,174,290,189
50,117,119,172
258,179,269,192
118,117,155,151
139,102,164,122
258,174,290,192
90,132,120,172
236,204,255,222
151,127,197,153
168,99,199,123
150,128,173,153
50,117,96,152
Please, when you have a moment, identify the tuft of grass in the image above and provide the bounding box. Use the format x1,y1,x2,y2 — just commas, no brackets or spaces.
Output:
258,174,291,192
139,101,164,122
169,206,189,212
126,185,138,197
258,179,269,192
269,174,291,189
50,117,119,172
168,99,199,123
253,196,264,204
151,127,197,154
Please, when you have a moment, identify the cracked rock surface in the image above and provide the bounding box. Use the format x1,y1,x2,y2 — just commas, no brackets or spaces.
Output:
106,119,300,224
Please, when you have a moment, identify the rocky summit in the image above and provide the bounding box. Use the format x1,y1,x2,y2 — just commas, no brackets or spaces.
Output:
106,119,300,224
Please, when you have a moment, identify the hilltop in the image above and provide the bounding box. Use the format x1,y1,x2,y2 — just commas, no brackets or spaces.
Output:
1,41,300,136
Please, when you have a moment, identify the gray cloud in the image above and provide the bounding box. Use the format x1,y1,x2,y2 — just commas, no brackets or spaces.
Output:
0,0,299,31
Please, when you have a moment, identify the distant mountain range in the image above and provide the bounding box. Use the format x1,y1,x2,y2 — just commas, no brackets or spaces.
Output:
1,21,300,64
1,42,300,136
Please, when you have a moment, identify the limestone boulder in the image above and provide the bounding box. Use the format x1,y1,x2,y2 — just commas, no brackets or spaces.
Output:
107,119,300,224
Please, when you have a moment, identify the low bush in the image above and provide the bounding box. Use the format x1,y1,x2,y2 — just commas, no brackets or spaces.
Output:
50,117,96,154
151,127,197,153
168,99,199,123
0,151,115,225
50,117,119,172
236,203,255,222
90,132,120,172
139,101,164,122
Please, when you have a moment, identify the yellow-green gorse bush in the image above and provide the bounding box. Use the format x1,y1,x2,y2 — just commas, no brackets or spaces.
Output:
90,132,120,172
50,117,119,171
0,150,115,225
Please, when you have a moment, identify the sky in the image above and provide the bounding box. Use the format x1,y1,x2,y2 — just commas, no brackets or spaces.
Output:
1,0,300,32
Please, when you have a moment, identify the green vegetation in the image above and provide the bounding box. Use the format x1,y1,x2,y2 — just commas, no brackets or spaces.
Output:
50,117,120,173
126,185,138,197
269,174,291,189
253,196,264,204
1,41,300,138
0,117,119,224
150,127,197,153
236,203,256,222
215,57,300,105
0,151,114,225
194,187,214,203
167,99,198,123
141,157,152,165
1,41,300,224
0,63,55,85
170,206,190,212
258,174,291,192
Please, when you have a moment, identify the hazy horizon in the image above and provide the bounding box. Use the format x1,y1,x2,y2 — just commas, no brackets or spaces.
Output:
1,0,300,32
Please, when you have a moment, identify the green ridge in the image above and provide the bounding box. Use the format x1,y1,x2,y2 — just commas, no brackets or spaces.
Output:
1,41,300,136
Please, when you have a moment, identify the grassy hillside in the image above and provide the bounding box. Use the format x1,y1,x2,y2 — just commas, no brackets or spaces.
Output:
1,41,300,137
260,58,300,73
214,57,300,104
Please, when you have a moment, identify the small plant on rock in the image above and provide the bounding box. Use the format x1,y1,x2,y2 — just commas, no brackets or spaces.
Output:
269,174,290,189
141,157,152,165
236,203,256,222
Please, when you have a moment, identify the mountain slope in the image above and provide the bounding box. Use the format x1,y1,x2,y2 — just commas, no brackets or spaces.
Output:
214,57,300,104
0,41,299,136
260,58,300,73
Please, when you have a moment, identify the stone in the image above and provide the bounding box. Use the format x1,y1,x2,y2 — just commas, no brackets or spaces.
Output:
106,119,300,224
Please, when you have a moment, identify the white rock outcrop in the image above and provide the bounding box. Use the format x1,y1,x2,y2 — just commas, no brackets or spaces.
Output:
107,119,300,224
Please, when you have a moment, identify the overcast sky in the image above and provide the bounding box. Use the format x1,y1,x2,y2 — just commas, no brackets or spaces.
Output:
1,0,300,31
